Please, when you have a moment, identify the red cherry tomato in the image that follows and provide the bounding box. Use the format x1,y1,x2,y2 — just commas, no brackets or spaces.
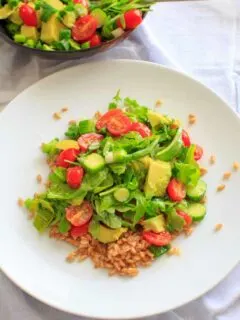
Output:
56,148,80,168
96,109,123,130
143,231,172,246
107,113,132,137
123,9,142,30
72,15,97,42
19,4,38,27
130,122,151,138
77,133,104,152
177,210,192,227
70,222,89,239
194,144,203,161
66,166,84,189
182,130,191,147
167,178,186,202
73,0,89,7
89,33,101,47
66,201,93,227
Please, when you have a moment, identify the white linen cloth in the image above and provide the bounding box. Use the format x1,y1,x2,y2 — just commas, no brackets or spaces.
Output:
0,1,239,319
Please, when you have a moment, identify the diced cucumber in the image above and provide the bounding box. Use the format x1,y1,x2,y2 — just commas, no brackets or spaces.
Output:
105,150,127,164
187,180,207,201
91,8,107,28
69,39,81,50
82,153,105,173
114,188,130,202
14,34,26,43
187,203,206,222
79,120,95,134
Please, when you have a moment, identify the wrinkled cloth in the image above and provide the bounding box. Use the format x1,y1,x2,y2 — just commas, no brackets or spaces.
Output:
0,0,239,319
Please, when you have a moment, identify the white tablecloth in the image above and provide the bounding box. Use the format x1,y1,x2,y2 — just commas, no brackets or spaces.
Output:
0,1,240,319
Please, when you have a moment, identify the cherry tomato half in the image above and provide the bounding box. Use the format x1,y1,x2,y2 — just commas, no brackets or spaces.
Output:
73,0,89,7
143,231,172,246
182,130,191,147
177,210,192,227
96,109,123,130
107,113,132,136
70,222,89,239
19,4,38,27
56,148,80,168
130,122,151,138
125,9,143,29
66,166,84,189
66,201,93,227
167,178,186,202
89,33,101,47
77,133,104,152
72,15,97,42
194,144,203,161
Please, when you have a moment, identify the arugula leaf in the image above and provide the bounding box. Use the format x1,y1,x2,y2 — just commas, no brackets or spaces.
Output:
149,245,170,258
109,163,127,175
40,2,56,22
124,97,148,122
175,162,200,187
108,89,121,110
131,191,146,225
33,208,55,232
59,216,71,234
97,211,122,229
93,172,114,193
89,216,100,239
65,122,80,140
41,138,59,156
49,167,66,184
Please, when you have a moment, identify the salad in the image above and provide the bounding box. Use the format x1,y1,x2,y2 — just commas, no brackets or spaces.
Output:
23,92,207,276
0,0,154,51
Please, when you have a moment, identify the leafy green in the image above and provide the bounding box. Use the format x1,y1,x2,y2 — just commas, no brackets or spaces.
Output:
41,138,59,156
131,191,146,225
175,163,200,187
97,211,122,229
89,217,100,239
108,90,121,110
78,120,96,135
40,2,56,22
93,172,114,193
149,245,170,258
59,216,71,233
124,97,148,123
8,0,19,8
33,208,55,232
109,163,127,175
65,122,80,140
49,167,66,184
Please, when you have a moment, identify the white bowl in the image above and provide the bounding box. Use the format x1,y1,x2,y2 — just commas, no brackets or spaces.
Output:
0,60,239,319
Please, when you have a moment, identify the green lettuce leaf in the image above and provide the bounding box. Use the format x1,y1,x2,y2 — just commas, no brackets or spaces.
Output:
149,245,170,258
124,97,148,123
41,138,59,156
49,167,66,184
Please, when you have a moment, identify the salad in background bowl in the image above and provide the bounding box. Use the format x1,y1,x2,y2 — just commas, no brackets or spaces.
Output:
0,0,154,59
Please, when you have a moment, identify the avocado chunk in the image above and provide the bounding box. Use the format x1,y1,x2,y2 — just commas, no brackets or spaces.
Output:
139,156,152,169
0,5,13,19
40,14,64,44
144,160,172,198
148,110,171,128
45,0,64,10
142,215,165,232
20,25,39,41
97,225,127,244
62,11,76,28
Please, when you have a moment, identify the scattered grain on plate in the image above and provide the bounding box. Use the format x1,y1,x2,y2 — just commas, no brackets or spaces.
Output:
50,228,153,277
188,114,196,125
44,180,51,188
155,99,163,107
223,171,231,180
18,197,24,207
233,161,239,171
200,167,208,176
36,174,42,184
61,107,69,113
184,227,194,237
217,184,225,192
68,120,76,125
94,111,102,120
200,196,207,204
34,192,40,198
168,247,181,256
214,223,223,232
53,112,61,120
209,155,216,165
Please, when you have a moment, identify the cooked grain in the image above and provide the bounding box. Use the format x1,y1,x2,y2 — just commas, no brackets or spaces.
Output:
18,197,24,207
36,174,42,183
50,228,153,276
214,223,223,232
233,161,239,171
